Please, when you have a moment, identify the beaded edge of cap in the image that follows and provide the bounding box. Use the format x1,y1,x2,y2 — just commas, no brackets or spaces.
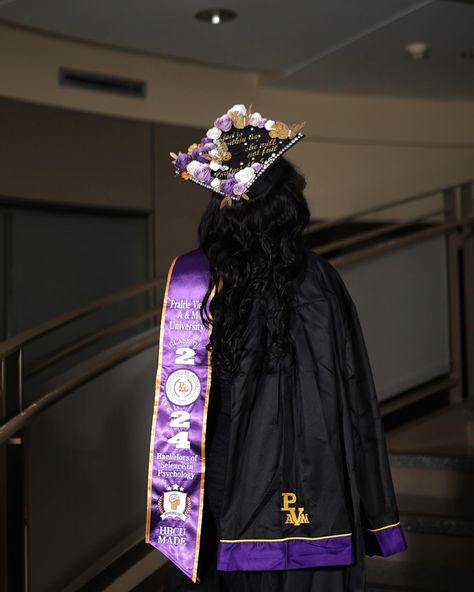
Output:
169,103,306,208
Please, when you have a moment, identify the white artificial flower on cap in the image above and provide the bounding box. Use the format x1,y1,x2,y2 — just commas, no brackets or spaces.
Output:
249,112,263,126
186,161,201,176
235,166,256,185
264,119,275,131
206,127,222,140
227,104,247,116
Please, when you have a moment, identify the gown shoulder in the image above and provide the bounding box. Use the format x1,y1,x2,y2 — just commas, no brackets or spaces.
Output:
296,248,350,311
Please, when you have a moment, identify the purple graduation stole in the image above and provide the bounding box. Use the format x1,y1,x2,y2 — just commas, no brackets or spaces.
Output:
145,248,214,582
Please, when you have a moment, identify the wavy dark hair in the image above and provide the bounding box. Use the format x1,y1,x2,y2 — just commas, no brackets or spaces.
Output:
198,156,310,382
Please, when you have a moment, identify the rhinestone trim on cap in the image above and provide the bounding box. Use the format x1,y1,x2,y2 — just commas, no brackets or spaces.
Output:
185,132,304,198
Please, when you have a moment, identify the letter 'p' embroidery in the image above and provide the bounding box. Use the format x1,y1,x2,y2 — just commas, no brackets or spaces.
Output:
281,492,310,526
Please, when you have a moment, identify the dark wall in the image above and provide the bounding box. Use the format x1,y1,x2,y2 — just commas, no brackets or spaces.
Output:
0,96,153,211
153,122,213,277
0,97,212,337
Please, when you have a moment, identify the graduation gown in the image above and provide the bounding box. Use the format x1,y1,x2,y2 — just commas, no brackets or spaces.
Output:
214,248,407,572
147,246,407,586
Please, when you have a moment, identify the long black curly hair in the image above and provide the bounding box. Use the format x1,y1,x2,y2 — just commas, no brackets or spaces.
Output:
198,156,310,382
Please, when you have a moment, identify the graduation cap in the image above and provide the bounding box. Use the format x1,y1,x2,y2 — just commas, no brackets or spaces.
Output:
169,104,306,208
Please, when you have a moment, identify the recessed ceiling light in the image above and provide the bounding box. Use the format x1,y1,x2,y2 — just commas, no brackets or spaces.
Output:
195,8,237,25
404,42,431,60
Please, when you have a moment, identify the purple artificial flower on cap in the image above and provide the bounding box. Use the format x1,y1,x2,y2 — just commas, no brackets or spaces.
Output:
249,112,265,128
220,173,237,195
233,182,246,196
191,148,208,163
214,114,233,133
193,163,212,185
191,142,215,163
175,152,192,171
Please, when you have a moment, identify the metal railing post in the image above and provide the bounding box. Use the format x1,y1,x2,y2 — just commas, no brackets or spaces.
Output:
0,349,27,592
444,186,464,404
460,182,474,400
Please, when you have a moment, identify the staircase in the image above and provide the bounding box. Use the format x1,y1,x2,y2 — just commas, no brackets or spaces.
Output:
367,401,474,591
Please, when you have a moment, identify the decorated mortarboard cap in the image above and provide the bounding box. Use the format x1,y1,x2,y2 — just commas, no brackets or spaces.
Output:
170,104,306,208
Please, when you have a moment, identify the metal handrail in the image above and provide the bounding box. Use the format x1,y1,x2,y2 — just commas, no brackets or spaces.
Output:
330,216,474,268
316,207,444,256
0,178,473,443
25,305,163,378
304,177,473,233
0,330,159,444
0,277,164,358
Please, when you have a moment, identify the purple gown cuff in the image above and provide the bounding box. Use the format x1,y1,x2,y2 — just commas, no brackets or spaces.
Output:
363,522,408,557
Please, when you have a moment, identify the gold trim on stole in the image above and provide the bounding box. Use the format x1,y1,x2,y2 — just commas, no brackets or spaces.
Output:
145,256,178,543
192,284,215,583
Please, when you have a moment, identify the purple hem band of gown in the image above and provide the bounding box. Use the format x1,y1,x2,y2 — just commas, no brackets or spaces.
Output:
216,536,355,571
363,524,408,557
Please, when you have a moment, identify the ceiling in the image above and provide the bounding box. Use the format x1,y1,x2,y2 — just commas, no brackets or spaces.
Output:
1,0,474,100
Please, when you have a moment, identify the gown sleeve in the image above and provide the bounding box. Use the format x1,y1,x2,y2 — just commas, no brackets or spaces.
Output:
341,282,408,558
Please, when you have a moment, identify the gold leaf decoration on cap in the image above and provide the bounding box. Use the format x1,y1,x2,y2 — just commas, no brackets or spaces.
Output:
269,121,290,140
228,104,253,130
203,140,231,166
217,140,232,161
220,195,233,208
230,112,247,129
187,143,199,154
288,121,306,139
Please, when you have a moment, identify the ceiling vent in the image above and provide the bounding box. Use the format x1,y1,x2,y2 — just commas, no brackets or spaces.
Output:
59,67,146,98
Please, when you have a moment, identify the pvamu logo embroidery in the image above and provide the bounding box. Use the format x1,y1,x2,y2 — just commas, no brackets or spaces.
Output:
281,492,310,526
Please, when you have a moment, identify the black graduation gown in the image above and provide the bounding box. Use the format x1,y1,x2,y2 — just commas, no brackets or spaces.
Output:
164,248,407,591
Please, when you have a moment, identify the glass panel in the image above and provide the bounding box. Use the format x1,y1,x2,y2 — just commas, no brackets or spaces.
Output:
338,233,450,401
26,344,158,592
7,206,150,403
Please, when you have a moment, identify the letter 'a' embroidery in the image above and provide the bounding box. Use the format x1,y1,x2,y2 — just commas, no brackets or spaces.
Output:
281,492,310,526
